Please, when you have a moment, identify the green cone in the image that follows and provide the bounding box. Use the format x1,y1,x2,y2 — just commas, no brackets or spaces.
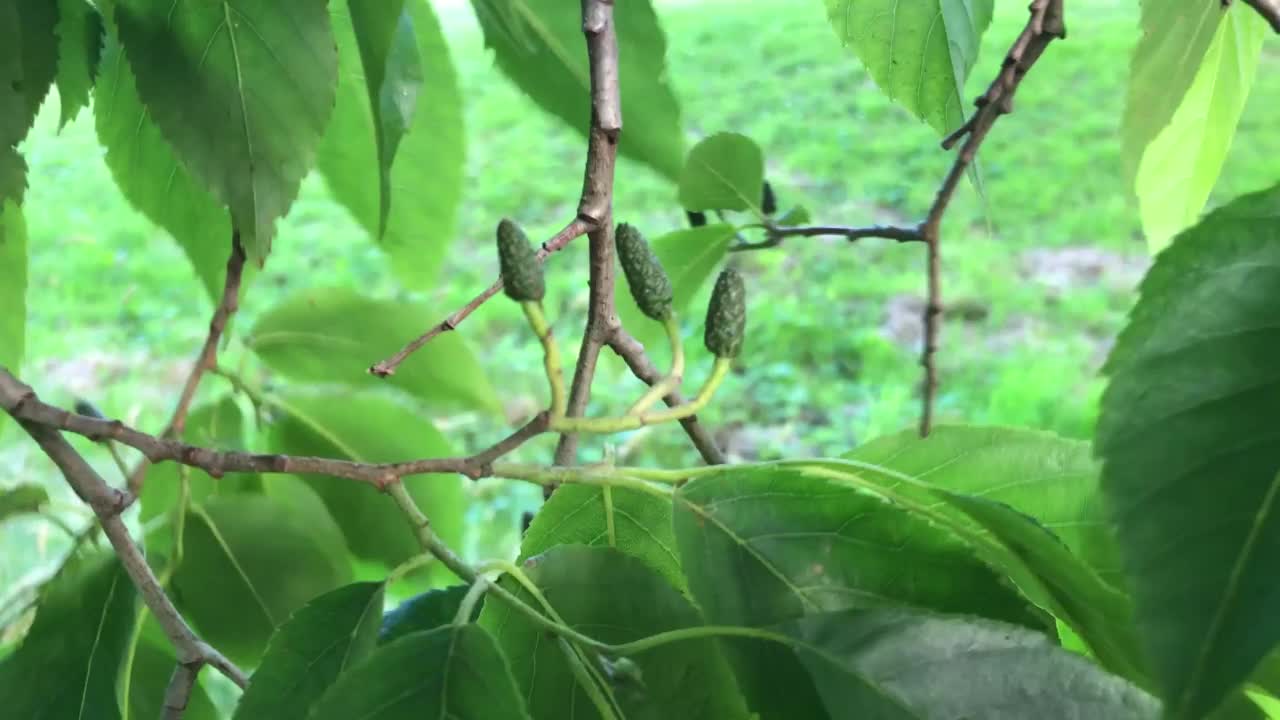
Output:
704,268,745,359
616,223,673,321
497,219,544,302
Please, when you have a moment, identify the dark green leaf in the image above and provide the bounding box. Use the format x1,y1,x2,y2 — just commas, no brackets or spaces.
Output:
379,585,475,646
318,1,464,288
0,483,48,523
234,582,385,720
615,224,735,352
523,484,684,592
673,464,1043,719
172,490,352,665
139,396,261,524
0,200,26,387
480,545,750,720
784,608,1160,719
94,34,234,301
1096,182,1280,720
824,0,992,133
471,0,683,179
677,133,764,213
123,616,219,720
312,623,531,720
265,391,466,578
5,0,58,145
0,554,138,720
247,288,499,411
54,0,103,128
113,0,338,263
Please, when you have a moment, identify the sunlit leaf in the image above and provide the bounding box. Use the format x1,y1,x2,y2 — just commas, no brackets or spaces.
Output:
113,0,338,263
678,133,765,213
1097,182,1280,720
0,483,47,524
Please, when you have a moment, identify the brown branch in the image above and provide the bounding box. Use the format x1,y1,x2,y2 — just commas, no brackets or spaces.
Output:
552,0,624,470
0,382,247,689
369,218,590,377
127,233,246,495
1240,0,1280,33
161,662,200,720
731,223,924,252
608,330,726,465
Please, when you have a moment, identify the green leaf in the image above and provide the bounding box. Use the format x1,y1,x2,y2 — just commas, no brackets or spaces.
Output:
113,0,338,263
1132,9,1266,252
615,223,735,352
172,492,352,665
94,33,234,301
846,426,1122,587
3,0,58,146
677,133,765,213
247,288,499,412
139,396,261,524
783,608,1160,719
1096,183,1280,720
234,582,385,720
673,464,1043,719
1122,2,1230,187
0,200,26,382
0,483,48,524
265,391,466,577
480,545,750,720
471,0,683,179
0,554,138,720
824,0,993,133
54,0,103,128
318,0,464,288
379,585,475,646
522,484,684,593
312,623,532,720
123,616,219,720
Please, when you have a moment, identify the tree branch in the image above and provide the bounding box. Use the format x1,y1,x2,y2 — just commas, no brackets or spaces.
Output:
552,0,624,469
731,223,924,252
608,330,725,465
127,232,246,495
2,389,247,689
369,218,590,377
161,662,201,720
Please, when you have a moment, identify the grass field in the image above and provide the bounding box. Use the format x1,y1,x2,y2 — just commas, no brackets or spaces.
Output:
4,0,1279,591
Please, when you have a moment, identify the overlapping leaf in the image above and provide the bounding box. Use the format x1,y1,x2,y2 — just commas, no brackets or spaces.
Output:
54,0,103,128
1097,183,1280,720
379,585,474,645
678,133,764,213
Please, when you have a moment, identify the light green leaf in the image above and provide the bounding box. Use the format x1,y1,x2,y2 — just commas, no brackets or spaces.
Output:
471,0,683,179
616,223,735,352
784,608,1160,719
824,0,993,133
678,133,764,213
265,391,466,579
233,582,385,720
318,0,465,288
94,34,234,301
113,0,338,263
1133,8,1266,252
247,288,499,412
480,545,750,720
0,554,138,720
378,585,474,646
312,624,532,720
55,0,103,128
0,483,47,524
172,491,352,665
0,200,26,383
1122,2,1229,185
1097,183,1280,720
521,484,684,592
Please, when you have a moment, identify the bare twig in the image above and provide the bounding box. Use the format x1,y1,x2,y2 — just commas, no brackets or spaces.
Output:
127,233,246,495
731,223,924,252
370,218,590,377
609,330,725,465
0,384,247,689
1239,0,1280,33
552,0,624,469
161,662,200,720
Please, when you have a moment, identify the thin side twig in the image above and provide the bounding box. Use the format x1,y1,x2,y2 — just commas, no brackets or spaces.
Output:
370,218,590,377
731,223,924,252
609,330,725,465
552,0,624,470
161,663,200,720
127,232,246,495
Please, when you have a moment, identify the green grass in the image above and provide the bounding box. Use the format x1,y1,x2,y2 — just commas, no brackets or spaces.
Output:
4,0,1279,589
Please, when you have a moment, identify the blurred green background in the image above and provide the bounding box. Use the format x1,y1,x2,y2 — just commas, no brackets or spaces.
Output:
3,0,1278,612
